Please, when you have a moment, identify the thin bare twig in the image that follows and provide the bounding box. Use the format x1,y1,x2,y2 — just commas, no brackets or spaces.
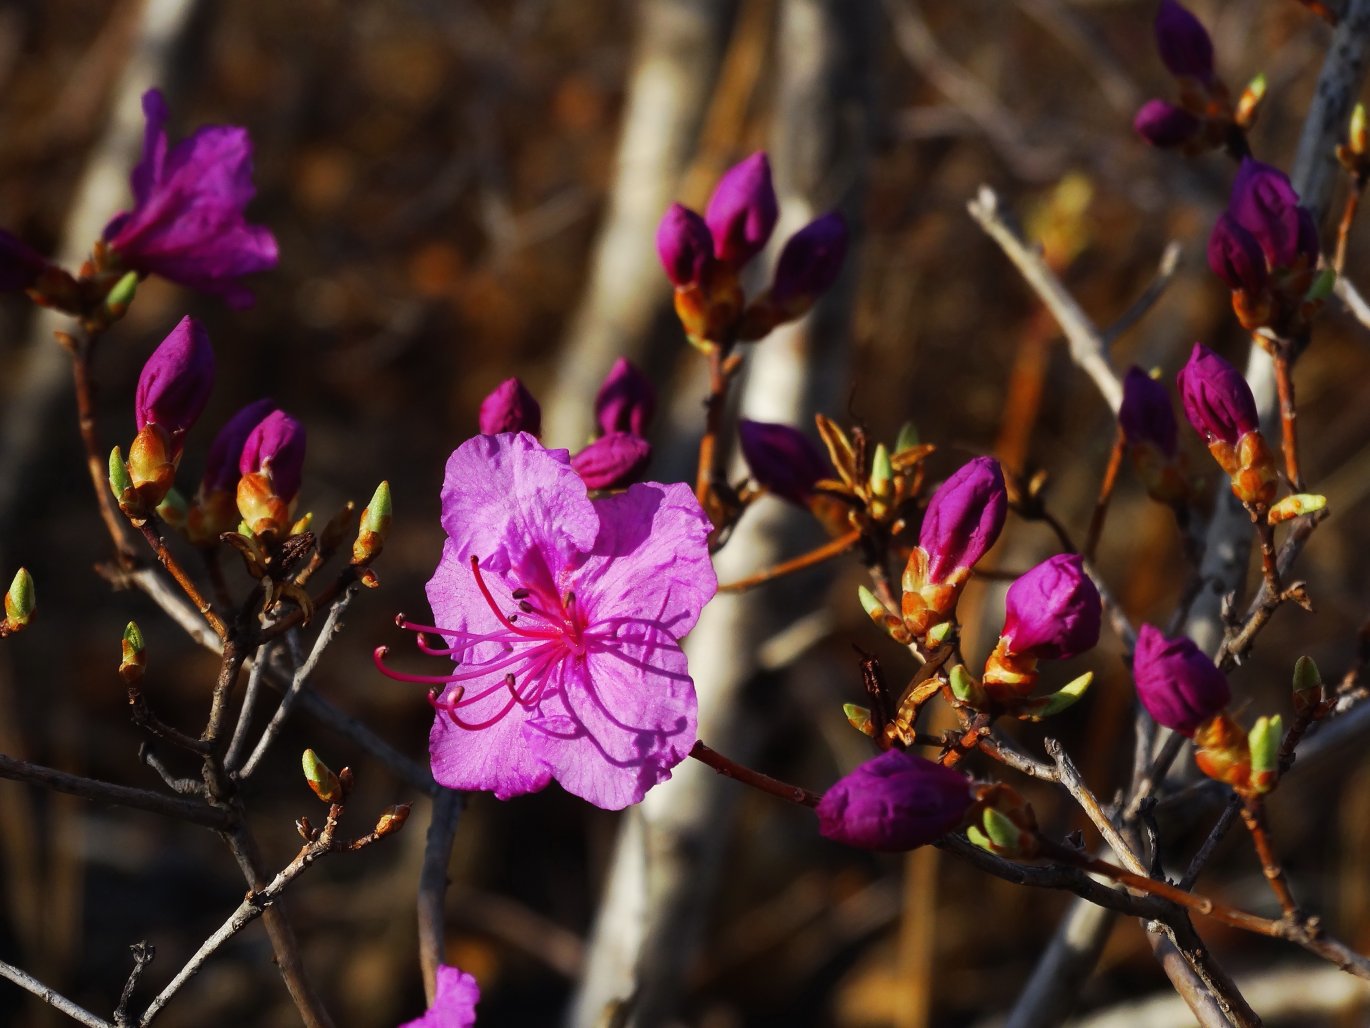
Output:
223,642,272,772
0,958,114,1028
418,790,465,1003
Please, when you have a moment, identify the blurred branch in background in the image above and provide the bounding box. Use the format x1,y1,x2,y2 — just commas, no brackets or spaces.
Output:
567,1,873,1024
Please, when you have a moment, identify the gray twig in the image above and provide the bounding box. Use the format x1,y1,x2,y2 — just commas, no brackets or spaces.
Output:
223,642,272,772
418,789,465,1003
0,958,114,1028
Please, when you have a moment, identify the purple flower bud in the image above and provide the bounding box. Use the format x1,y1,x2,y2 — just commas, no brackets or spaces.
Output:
656,203,714,287
478,378,541,436
1206,213,1269,295
201,398,276,493
1154,0,1214,83
1176,343,1259,447
1228,159,1304,268
771,211,848,307
1133,99,1202,148
1001,554,1101,660
738,419,831,505
1119,367,1179,457
1133,623,1230,736
817,748,973,852
239,409,306,502
571,432,651,491
103,89,278,309
594,358,655,437
919,456,1008,583
0,229,48,292
135,316,215,438
705,152,778,266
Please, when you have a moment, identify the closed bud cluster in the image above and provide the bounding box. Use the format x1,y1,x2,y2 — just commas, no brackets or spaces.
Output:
1119,367,1190,505
1177,344,1277,506
816,748,973,851
3,568,34,635
1207,160,1323,335
1132,624,1230,737
656,153,846,346
982,554,1101,704
899,457,1006,638
1133,1,1240,155
237,410,307,539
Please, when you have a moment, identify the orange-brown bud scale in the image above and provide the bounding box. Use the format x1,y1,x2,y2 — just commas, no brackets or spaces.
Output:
900,548,966,638
187,489,239,546
1128,441,1190,506
237,472,292,539
981,638,1040,704
127,425,178,508
1193,711,1251,790
1233,430,1278,506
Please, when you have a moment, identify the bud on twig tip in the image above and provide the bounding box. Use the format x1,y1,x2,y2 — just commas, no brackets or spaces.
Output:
4,568,35,632
301,748,343,804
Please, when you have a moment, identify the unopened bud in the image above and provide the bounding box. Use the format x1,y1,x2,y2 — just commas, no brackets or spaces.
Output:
949,664,986,707
895,422,920,453
104,270,140,320
1247,714,1282,794
301,748,343,804
353,481,392,564
870,443,892,501
120,621,146,685
859,584,911,643
843,703,875,737
1235,72,1267,129
4,568,34,633
1019,671,1093,722
1352,102,1368,156
1268,493,1327,525
1305,267,1337,304
375,803,411,837
1292,655,1324,715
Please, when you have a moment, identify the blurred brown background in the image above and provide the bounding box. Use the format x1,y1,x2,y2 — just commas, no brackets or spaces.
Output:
1,0,1369,1024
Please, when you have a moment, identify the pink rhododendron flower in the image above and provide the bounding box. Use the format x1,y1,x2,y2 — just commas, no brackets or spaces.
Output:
399,964,480,1028
379,433,716,810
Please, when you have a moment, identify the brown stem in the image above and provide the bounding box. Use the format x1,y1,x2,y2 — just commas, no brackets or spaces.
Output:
1239,796,1301,918
1252,508,1282,599
67,336,136,560
1334,173,1365,273
718,529,861,592
1083,428,1125,563
136,520,227,640
259,566,359,642
0,752,231,830
689,740,821,808
1271,349,1305,491
200,641,247,756
418,790,464,1004
694,345,728,506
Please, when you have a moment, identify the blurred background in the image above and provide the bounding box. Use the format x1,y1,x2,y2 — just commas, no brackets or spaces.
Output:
1,0,1369,1024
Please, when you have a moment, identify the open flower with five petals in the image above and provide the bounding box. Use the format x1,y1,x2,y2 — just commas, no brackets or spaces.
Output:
378,433,716,810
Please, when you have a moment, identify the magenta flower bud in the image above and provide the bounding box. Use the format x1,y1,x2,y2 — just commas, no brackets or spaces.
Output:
1119,367,1179,457
0,229,48,292
919,456,1008,583
594,358,655,437
656,203,714,287
102,89,278,309
1001,554,1101,660
1132,623,1230,736
1207,213,1269,295
817,749,973,852
1133,99,1202,148
738,419,831,505
478,377,541,436
770,211,848,307
571,432,651,490
135,316,215,438
1154,0,1214,83
1228,159,1305,268
1176,343,1259,447
705,152,778,265
201,398,276,493
239,409,306,502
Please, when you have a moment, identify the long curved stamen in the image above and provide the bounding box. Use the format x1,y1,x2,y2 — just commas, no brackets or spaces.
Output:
469,556,563,640
504,646,561,707
443,691,519,730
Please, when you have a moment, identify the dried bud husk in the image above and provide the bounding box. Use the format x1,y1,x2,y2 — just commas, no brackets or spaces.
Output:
301,748,343,804
120,621,146,685
375,803,412,837
3,568,34,633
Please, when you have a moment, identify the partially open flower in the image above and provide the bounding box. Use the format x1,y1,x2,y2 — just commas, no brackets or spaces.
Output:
479,377,541,436
187,398,275,544
102,89,278,308
739,419,831,506
705,152,779,266
594,358,655,438
1227,159,1308,269
1132,623,1230,736
817,748,973,852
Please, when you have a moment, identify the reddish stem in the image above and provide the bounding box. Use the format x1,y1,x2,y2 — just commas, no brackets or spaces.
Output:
1271,349,1305,491
1239,796,1301,919
1083,428,1125,562
689,740,821,808
718,529,861,593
